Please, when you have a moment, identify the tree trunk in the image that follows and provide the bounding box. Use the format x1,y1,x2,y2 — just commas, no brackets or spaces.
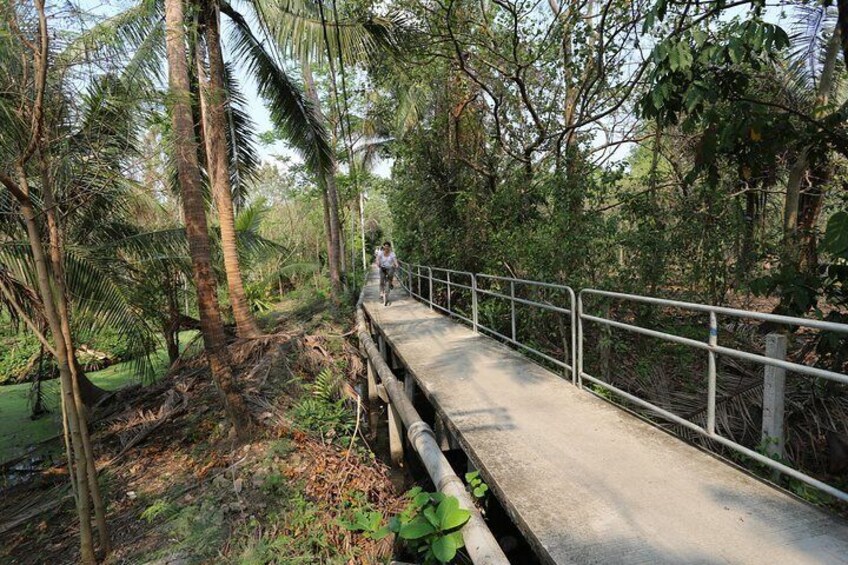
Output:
15,173,96,564
164,0,252,438
302,62,343,296
165,271,181,365
782,28,840,277
200,4,261,338
41,154,110,552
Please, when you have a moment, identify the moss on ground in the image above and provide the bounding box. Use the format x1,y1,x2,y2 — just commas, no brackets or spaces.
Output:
0,331,199,462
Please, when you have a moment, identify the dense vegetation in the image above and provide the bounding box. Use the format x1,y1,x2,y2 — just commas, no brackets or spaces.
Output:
1,0,847,561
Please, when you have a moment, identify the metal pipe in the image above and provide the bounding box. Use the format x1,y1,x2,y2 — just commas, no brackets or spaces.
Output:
471,274,479,333
476,287,572,315
706,312,717,436
447,271,452,315
428,267,434,310
577,293,584,388
580,370,848,503
356,278,509,564
567,287,577,385
580,312,848,385
582,288,848,333
510,280,516,341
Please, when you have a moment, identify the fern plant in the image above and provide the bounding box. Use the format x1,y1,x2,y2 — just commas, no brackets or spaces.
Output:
291,368,355,440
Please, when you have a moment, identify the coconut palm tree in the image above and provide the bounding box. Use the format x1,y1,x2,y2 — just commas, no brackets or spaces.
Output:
68,0,333,332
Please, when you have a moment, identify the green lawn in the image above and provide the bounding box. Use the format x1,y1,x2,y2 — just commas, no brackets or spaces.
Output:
0,331,199,462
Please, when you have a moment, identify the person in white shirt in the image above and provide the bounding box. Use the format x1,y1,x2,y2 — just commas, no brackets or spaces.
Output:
377,241,399,300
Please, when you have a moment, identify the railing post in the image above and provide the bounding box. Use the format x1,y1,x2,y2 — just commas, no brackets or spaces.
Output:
447,271,452,314
577,293,584,388
510,280,516,341
471,274,479,333
428,267,434,310
762,333,787,461
408,266,413,297
707,311,717,436
417,265,421,297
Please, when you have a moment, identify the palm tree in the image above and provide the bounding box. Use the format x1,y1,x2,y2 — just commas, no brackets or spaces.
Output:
69,0,333,325
163,0,252,436
197,3,260,338
781,6,845,285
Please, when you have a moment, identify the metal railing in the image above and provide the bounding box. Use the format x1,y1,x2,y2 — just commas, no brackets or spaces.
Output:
393,260,848,503
397,261,577,383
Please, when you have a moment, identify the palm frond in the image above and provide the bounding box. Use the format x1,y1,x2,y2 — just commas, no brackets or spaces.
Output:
787,5,836,93
58,0,164,89
222,1,334,177
223,63,260,209
251,0,400,65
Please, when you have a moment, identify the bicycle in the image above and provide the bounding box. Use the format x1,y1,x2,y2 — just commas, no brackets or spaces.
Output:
380,267,394,306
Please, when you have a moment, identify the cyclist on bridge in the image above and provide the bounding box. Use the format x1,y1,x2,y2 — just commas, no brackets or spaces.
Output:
377,241,399,302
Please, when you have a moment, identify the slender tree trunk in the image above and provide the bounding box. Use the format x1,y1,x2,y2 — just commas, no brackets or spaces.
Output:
15,171,96,564
302,62,343,296
3,4,97,558
199,4,261,338
164,0,252,437
41,156,110,552
782,29,840,276
165,272,181,365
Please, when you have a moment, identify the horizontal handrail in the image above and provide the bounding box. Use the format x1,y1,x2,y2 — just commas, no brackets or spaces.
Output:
583,288,848,333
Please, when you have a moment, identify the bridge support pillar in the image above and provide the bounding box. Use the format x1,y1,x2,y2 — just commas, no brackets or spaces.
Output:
434,414,459,452
388,401,404,466
762,333,787,462
404,374,416,402
366,359,378,404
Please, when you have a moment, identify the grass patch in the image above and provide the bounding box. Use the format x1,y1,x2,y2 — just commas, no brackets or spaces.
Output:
0,331,198,462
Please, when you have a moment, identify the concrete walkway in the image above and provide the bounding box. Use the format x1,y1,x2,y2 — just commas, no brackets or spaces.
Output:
363,272,848,564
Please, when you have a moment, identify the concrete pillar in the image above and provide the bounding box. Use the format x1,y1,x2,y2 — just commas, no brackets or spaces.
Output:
377,334,387,360
762,333,787,460
404,374,416,402
388,400,404,466
366,359,377,404
434,414,459,452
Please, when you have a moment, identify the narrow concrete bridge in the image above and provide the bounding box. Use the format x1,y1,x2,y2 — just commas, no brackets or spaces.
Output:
360,265,848,564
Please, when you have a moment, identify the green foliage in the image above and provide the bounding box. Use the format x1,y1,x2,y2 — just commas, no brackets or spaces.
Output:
389,487,470,564
261,472,289,496
465,470,489,501
140,499,176,523
339,510,391,540
344,486,471,563
291,368,355,440
0,332,41,385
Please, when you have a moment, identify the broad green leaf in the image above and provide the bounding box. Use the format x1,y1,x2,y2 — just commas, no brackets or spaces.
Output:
432,534,458,563
371,526,392,540
437,497,471,530
423,506,440,527
823,211,848,258
447,530,465,548
465,470,480,483
399,516,436,540
414,491,431,508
